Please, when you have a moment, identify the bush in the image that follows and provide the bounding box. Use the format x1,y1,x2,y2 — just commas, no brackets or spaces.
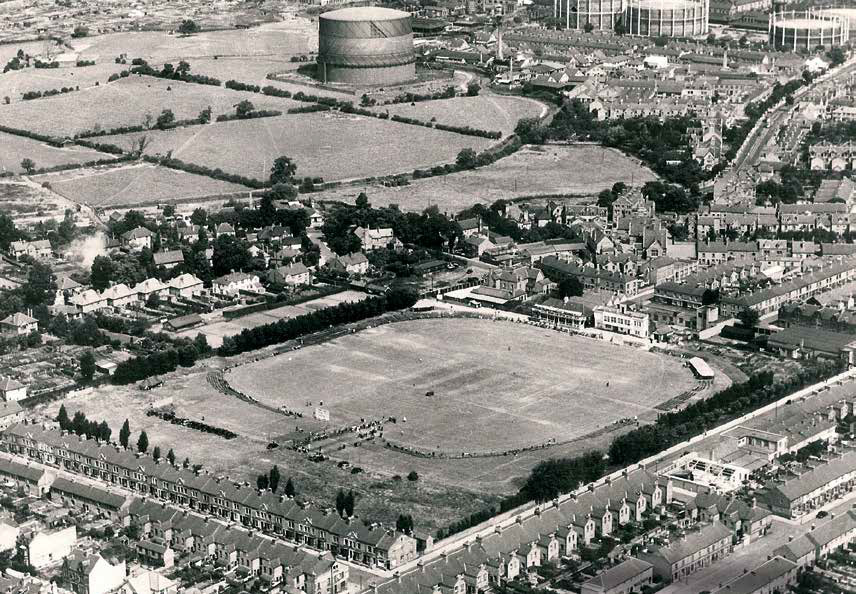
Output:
407,470,419,481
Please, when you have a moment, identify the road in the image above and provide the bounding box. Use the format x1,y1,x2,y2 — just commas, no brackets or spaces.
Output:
733,57,856,174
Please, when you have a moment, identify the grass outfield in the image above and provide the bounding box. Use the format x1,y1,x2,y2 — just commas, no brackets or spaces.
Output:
100,112,493,182
0,76,302,137
32,163,252,207
372,95,547,136
0,63,127,103
315,145,658,213
0,132,111,173
227,318,695,453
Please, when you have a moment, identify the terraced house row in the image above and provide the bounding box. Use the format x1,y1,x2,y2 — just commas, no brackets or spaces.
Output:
0,423,417,570
126,498,349,593
370,469,673,593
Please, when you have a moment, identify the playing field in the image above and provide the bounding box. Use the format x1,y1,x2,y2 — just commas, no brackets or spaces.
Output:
227,318,694,453
32,163,252,208
314,144,658,213
0,76,301,137
372,95,547,136
100,112,493,182
0,132,111,173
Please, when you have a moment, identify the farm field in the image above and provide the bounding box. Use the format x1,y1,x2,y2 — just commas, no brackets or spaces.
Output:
372,95,547,136
101,112,493,182
0,76,302,137
315,145,659,213
0,181,75,225
0,132,110,173
0,63,126,103
176,290,368,348
227,318,695,453
70,20,317,63
185,56,301,83
32,163,252,208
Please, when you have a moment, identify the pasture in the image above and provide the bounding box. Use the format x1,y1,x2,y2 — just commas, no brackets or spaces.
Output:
101,112,493,182
0,76,302,137
33,163,252,208
0,63,126,103
70,20,317,63
372,95,547,136
316,144,659,213
0,132,110,173
176,290,368,348
227,318,694,453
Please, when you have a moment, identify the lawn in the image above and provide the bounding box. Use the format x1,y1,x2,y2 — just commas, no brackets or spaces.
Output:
32,163,252,208
0,63,127,103
100,112,493,182
0,75,302,137
313,144,659,213
0,132,111,173
227,318,695,453
371,95,547,136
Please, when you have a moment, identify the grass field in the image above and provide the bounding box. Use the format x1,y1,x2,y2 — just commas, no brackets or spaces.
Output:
372,95,547,136
70,20,317,63
0,132,111,173
0,76,302,137
0,63,127,103
186,57,302,84
101,112,493,182
32,163,252,208
176,290,368,348
227,318,694,453
314,145,658,213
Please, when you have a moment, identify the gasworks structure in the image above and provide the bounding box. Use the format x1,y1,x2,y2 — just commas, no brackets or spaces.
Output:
317,7,416,85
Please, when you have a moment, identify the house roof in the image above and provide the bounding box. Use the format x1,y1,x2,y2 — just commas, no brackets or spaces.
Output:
153,250,184,266
122,227,153,240
582,557,653,591
0,377,24,392
710,556,796,594
764,450,856,502
1,312,37,327
641,523,732,565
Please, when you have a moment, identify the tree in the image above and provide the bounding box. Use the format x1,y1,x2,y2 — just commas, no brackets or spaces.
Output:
256,474,269,490
335,490,345,515
344,490,355,517
212,235,251,276
456,148,478,170
155,109,176,130
270,156,297,185
20,158,36,174
119,420,130,448
178,19,199,35
614,20,627,35
79,351,95,382
827,47,846,67
355,192,370,210
269,465,281,493
57,404,70,430
583,21,594,32
737,308,760,328
198,105,212,124
167,448,176,466
558,276,584,299
466,81,480,96
72,25,89,38
407,470,419,482
98,421,111,442
396,513,414,534
23,261,56,307
235,100,255,119
284,477,295,497
152,446,161,460
183,457,190,469
190,208,207,226
137,431,149,453
90,256,115,291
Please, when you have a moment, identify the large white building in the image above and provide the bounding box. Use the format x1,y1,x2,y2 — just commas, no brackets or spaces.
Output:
594,303,651,338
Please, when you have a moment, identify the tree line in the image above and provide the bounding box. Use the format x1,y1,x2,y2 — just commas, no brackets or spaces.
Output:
218,288,418,357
